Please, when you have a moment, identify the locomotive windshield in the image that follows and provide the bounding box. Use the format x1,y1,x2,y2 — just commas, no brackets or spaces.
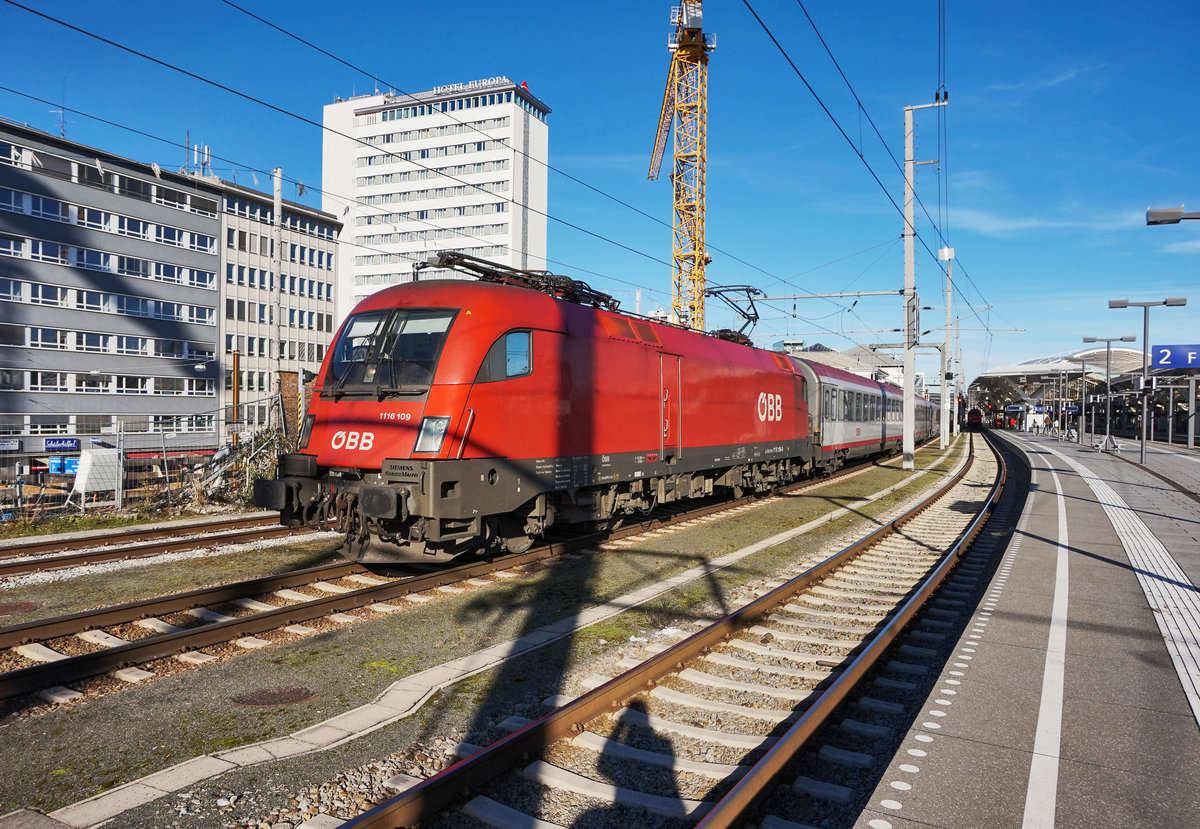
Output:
327,308,457,396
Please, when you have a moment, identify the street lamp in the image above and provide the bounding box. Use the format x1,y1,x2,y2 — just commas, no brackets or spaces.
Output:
1146,205,1200,225
1082,335,1136,451
1107,297,1188,463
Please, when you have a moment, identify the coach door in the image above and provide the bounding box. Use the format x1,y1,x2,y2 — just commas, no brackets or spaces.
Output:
660,354,681,460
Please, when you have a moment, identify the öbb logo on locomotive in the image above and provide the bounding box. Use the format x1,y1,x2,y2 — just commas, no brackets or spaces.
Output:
330,431,375,451
757,392,784,422
254,251,938,565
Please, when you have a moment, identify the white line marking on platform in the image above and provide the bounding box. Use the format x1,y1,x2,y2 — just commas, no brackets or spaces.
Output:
1022,465,1069,829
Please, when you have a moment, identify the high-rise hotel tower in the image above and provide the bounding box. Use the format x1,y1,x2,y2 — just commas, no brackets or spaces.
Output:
323,77,550,323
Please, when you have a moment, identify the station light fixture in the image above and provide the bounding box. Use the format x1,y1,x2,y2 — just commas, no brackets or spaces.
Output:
1146,205,1200,225
1107,296,1188,463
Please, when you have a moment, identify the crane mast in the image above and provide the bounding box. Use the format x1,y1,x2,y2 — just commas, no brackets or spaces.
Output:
649,2,715,331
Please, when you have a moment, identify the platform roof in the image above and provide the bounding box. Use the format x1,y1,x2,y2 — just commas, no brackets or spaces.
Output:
976,346,1146,381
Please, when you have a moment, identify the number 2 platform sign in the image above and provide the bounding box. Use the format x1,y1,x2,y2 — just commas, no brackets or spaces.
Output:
1152,344,1200,369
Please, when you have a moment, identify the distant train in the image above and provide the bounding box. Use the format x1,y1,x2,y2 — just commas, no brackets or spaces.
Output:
966,408,984,430
255,254,938,563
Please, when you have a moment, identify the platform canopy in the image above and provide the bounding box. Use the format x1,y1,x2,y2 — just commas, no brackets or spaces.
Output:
976,346,1145,382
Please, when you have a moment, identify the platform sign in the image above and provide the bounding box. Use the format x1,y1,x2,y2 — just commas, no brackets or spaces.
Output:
1153,344,1200,369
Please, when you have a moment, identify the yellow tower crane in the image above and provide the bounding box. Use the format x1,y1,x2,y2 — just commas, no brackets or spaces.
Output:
649,2,715,331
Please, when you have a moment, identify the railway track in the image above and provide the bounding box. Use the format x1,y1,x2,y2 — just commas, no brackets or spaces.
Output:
0,448,923,709
330,433,1003,829
0,512,310,577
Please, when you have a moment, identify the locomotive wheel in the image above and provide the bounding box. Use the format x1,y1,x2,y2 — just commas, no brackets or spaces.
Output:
502,531,534,554
497,516,535,554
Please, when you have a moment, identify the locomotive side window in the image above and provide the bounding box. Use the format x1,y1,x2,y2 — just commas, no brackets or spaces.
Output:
475,330,533,383
505,331,531,377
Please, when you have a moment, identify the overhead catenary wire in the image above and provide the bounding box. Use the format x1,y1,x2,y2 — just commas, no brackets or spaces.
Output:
215,0,798,291
6,0,968,343
2,0,677,275
747,0,994,325
0,83,681,307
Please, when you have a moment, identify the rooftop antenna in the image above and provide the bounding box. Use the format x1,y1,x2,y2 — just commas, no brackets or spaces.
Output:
49,79,70,137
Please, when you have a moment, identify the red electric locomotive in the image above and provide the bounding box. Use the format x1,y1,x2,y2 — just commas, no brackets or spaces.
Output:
255,253,932,563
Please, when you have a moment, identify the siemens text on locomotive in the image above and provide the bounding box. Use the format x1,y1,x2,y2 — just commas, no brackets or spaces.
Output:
254,253,938,563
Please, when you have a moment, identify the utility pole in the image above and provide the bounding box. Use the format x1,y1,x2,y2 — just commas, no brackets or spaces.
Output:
902,99,946,469
272,167,283,430
938,246,954,448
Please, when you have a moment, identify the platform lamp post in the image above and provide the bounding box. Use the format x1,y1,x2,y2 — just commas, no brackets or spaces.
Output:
1083,335,1135,452
1107,298,1188,463
1146,205,1200,225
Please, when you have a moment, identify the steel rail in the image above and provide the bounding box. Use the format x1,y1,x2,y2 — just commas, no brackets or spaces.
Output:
0,560,362,648
0,447,927,704
696,431,1006,828
0,531,604,700
0,512,281,559
337,437,988,829
0,524,310,578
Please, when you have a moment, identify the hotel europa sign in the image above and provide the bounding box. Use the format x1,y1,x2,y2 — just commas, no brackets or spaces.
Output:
432,76,513,96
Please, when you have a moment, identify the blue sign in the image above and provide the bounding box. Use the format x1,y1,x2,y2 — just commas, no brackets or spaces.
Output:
44,438,80,452
48,457,80,475
1153,344,1200,369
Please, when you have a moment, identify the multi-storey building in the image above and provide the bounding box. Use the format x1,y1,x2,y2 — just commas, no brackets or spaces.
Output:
322,76,550,322
219,178,338,434
0,120,337,481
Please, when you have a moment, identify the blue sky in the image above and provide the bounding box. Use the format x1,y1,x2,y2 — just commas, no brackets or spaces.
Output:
3,0,1197,390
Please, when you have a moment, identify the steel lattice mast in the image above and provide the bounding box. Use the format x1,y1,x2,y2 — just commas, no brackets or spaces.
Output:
649,2,715,331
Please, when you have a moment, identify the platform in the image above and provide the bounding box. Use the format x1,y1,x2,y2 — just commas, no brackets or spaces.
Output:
856,432,1200,828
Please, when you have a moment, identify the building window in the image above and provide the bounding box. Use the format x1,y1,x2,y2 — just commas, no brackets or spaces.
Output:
31,328,68,349
29,240,68,264
76,414,113,434
75,374,110,393
30,371,67,391
116,376,148,394
0,277,22,301
77,332,109,352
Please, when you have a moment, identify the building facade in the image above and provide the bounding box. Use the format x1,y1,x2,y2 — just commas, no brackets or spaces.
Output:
322,76,549,322
0,120,337,480
219,178,338,436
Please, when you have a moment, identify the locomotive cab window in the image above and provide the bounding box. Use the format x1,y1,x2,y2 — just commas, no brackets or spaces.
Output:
476,330,532,383
327,307,456,395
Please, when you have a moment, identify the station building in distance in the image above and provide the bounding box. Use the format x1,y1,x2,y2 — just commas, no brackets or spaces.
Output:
968,347,1198,444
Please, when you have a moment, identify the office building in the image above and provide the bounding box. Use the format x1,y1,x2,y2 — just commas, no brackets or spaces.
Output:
322,76,549,321
0,119,338,480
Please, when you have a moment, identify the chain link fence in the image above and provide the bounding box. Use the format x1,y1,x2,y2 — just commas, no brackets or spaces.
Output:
0,392,298,524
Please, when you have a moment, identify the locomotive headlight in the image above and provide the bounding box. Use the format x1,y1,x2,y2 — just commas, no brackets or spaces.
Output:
414,416,451,453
